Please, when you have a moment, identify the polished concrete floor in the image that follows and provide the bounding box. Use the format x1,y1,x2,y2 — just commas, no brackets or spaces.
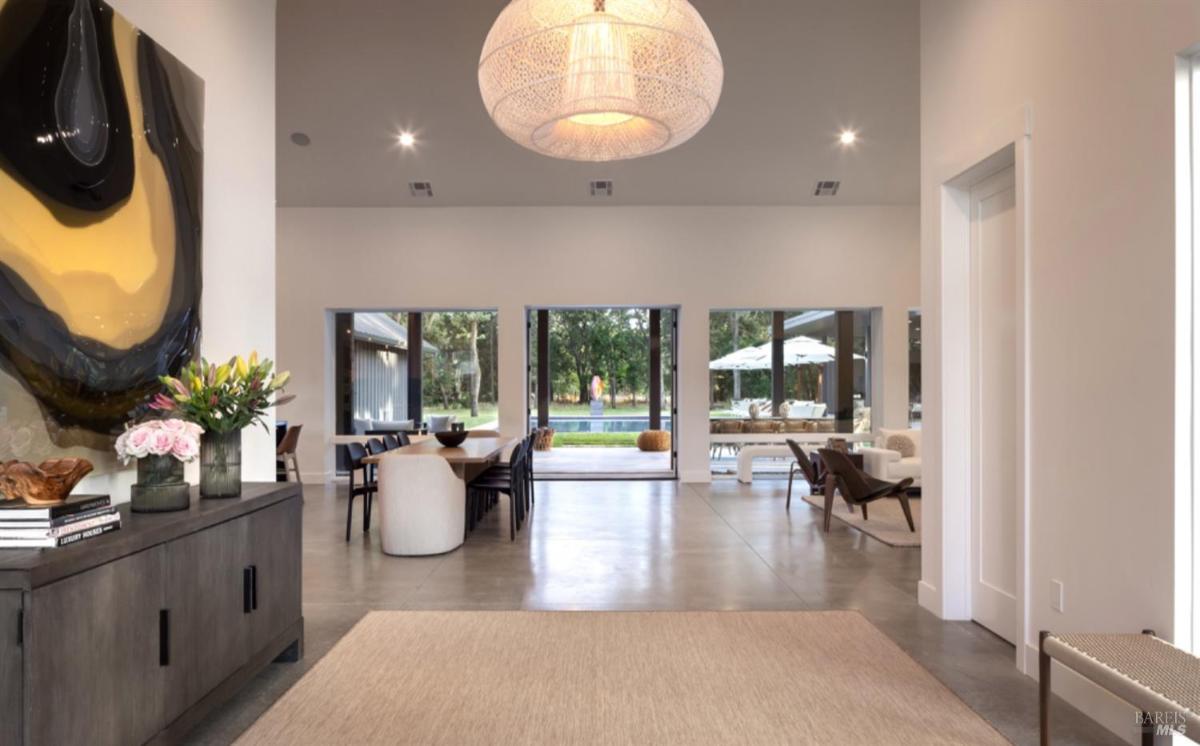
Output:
185,479,1121,745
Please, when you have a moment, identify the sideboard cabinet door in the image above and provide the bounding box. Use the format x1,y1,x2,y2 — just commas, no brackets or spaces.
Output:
248,498,302,652
163,515,252,724
0,590,21,745
25,547,166,746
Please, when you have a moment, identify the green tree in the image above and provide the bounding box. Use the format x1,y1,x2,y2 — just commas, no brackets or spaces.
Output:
420,312,496,416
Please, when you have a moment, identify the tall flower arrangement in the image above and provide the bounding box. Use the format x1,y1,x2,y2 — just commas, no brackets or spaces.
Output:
151,352,293,433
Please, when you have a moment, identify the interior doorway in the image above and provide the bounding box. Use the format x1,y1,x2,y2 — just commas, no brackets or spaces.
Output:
970,166,1019,644
934,125,1030,671
527,307,678,479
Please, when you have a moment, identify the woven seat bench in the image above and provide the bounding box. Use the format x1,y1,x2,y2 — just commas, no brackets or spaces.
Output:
1039,630,1200,745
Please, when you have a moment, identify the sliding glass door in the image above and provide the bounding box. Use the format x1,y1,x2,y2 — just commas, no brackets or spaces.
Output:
527,306,677,479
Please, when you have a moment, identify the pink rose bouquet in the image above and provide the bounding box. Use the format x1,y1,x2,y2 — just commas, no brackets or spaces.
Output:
115,419,204,465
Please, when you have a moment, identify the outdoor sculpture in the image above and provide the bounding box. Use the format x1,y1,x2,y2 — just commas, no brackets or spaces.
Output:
0,458,94,505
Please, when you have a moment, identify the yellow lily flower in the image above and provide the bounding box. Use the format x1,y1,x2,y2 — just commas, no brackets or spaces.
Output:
214,364,231,387
235,355,249,379
248,350,259,368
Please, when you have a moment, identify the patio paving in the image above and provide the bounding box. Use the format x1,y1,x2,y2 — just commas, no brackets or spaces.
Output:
533,447,672,476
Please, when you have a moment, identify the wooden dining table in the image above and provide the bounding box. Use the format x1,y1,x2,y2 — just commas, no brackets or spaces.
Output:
363,436,517,482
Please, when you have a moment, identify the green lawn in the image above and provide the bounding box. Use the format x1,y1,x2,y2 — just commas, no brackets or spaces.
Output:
425,405,499,429
552,431,639,448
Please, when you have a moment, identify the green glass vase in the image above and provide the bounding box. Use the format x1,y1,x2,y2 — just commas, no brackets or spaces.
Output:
200,429,242,498
131,454,190,512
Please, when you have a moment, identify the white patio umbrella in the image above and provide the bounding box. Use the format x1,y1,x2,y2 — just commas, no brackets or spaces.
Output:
708,345,770,370
709,336,864,370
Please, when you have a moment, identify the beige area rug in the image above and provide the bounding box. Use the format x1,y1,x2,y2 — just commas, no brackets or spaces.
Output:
236,611,1005,745
803,494,921,547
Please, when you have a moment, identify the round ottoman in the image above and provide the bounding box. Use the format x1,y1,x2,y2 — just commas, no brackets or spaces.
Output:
637,430,671,452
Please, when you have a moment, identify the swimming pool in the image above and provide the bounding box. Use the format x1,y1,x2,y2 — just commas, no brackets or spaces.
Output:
527,416,673,433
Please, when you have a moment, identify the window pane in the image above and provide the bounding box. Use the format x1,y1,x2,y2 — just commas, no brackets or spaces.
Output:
708,310,772,417
349,311,410,432
709,308,876,475
422,311,499,430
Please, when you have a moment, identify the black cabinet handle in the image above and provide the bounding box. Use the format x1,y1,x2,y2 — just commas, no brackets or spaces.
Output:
243,567,254,614
159,609,170,666
251,564,259,611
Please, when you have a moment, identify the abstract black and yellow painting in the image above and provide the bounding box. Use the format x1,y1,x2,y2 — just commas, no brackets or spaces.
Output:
0,0,202,463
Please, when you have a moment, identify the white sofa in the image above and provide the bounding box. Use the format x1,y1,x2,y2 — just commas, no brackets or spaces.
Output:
860,428,921,487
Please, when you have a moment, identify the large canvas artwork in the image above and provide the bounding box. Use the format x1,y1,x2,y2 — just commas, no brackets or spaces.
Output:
0,0,203,466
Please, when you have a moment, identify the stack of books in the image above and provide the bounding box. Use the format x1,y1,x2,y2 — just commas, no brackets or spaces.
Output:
0,495,120,548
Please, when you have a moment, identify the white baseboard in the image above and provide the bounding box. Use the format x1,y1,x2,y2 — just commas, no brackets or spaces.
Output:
1023,642,1141,744
679,469,712,484
918,580,939,614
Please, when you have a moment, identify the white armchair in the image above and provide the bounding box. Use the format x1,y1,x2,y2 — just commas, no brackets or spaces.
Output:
377,454,465,556
860,428,922,487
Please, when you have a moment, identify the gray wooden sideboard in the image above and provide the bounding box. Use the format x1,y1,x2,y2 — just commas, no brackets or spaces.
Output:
0,483,303,745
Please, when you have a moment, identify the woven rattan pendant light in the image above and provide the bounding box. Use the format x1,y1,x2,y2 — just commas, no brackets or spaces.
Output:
479,0,723,162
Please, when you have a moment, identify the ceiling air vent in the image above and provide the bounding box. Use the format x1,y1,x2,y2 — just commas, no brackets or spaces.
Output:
589,180,613,197
813,180,840,197
409,181,433,198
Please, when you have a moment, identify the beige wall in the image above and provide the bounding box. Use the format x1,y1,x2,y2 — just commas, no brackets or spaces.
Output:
102,0,278,486
920,1,1200,741
276,205,919,482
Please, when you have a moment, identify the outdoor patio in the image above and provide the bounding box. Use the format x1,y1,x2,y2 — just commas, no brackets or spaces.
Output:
533,447,672,476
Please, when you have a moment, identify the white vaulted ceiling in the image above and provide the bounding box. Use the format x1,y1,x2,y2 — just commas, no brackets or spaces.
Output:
276,0,919,207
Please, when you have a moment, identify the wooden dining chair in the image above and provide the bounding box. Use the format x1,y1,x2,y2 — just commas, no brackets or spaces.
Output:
784,438,819,510
816,448,915,533
276,424,303,483
345,442,376,541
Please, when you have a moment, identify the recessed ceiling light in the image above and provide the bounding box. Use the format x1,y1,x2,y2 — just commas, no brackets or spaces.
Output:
289,132,311,147
398,131,416,148
839,130,857,146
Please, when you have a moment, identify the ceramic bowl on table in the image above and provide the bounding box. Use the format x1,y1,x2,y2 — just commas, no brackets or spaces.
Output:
434,430,468,448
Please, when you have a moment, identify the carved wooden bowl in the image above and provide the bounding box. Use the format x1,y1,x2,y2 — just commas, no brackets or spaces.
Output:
0,458,94,505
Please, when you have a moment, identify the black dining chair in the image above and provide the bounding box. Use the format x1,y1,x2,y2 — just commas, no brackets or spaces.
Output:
502,433,536,518
467,438,529,540
524,433,535,513
383,434,401,450
785,439,820,510
344,442,376,541
816,448,915,533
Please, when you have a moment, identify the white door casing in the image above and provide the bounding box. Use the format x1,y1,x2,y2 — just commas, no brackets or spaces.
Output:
970,165,1019,644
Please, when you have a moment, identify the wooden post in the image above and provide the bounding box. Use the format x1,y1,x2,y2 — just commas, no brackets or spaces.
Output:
834,310,855,431
650,309,662,430
1039,631,1050,746
772,311,785,415
407,312,423,428
537,309,550,429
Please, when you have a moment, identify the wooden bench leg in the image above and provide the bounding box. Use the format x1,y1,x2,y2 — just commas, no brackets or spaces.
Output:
1040,631,1051,746
822,475,836,532
1140,630,1156,746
